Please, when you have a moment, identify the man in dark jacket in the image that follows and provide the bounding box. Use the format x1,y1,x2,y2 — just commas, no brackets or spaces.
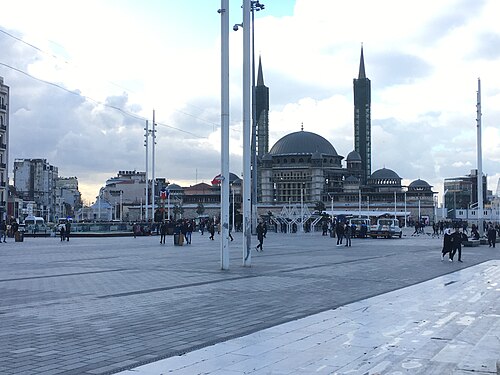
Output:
487,224,497,248
450,227,467,262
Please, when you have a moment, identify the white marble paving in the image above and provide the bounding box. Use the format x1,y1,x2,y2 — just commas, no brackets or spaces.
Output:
119,260,500,375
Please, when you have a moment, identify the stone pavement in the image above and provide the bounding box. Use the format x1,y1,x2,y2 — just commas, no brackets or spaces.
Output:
0,228,498,375
118,260,500,375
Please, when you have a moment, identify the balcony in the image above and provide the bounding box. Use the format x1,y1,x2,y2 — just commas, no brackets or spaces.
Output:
0,143,6,150
0,163,6,169
0,125,6,132
0,104,6,112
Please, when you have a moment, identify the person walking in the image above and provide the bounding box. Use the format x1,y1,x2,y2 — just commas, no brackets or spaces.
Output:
344,221,352,247
65,220,71,241
450,226,466,262
209,221,215,240
256,221,265,252
185,220,193,244
487,223,497,248
0,221,7,243
159,221,167,244
336,221,344,246
441,228,454,261
59,222,66,242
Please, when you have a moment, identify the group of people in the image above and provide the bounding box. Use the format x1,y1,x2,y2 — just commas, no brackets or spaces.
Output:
159,219,195,245
57,220,72,241
334,221,356,247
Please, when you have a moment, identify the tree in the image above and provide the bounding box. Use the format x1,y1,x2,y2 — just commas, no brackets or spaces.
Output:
196,203,205,216
173,204,184,220
314,201,326,214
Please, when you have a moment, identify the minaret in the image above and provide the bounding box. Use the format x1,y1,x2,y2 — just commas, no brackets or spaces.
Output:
255,56,269,157
353,46,371,184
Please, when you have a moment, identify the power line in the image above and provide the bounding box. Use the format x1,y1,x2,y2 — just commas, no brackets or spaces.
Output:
0,61,208,139
0,27,221,130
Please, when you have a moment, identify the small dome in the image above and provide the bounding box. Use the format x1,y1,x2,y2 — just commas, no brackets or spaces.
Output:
345,175,360,183
167,183,183,191
269,131,338,156
346,150,362,162
409,179,432,190
370,168,401,180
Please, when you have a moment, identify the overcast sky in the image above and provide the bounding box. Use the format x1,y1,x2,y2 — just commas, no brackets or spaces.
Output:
1,0,499,204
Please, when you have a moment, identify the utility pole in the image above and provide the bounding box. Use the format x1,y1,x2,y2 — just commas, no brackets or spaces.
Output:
476,78,484,236
219,0,230,270
242,0,252,266
151,110,157,222
144,120,149,221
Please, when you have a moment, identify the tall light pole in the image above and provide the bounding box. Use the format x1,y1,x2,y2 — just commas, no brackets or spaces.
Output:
151,111,157,223
242,0,252,266
219,0,230,270
476,78,484,236
251,0,265,235
144,120,149,222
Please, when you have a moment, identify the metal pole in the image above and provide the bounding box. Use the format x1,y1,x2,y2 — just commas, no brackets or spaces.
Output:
251,2,258,236
300,186,304,232
242,0,252,266
394,191,397,218
151,110,156,222
404,191,407,227
220,0,230,270
120,191,123,222
232,185,235,232
476,78,484,236
144,120,149,222
358,190,361,217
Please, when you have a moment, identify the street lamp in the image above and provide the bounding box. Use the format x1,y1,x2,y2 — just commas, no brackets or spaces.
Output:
250,0,265,235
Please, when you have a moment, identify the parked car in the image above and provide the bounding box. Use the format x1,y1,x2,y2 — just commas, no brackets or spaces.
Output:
350,218,370,238
370,218,402,238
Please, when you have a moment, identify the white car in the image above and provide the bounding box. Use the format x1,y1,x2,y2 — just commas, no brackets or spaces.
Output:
370,218,402,238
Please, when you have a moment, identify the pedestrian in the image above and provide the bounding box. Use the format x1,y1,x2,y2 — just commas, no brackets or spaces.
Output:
256,221,265,252
209,221,215,240
65,220,71,241
159,221,167,244
133,223,141,238
181,220,188,244
344,221,352,247
200,220,205,235
59,223,66,241
185,220,193,244
336,221,344,246
441,228,453,261
0,221,6,243
487,224,496,248
450,226,466,262
322,220,328,236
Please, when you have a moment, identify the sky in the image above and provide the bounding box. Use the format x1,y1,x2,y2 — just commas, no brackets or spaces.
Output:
1,0,499,205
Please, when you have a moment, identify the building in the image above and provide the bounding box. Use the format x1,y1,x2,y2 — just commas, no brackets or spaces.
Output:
256,47,436,223
444,169,488,217
0,77,9,221
55,177,82,220
13,158,59,221
353,46,371,184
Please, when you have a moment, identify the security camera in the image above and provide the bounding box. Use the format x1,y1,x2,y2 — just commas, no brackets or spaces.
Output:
233,24,239,31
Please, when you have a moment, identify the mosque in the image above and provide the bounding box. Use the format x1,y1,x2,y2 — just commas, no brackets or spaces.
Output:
255,48,437,224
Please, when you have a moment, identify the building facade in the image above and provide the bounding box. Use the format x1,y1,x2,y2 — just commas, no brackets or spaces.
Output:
444,169,488,218
0,77,9,221
55,177,82,220
256,48,436,223
353,47,371,185
13,158,59,221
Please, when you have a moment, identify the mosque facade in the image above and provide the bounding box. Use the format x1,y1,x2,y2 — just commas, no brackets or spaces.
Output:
256,48,437,224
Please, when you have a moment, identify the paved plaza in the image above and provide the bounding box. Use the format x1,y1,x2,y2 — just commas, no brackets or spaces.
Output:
0,228,499,375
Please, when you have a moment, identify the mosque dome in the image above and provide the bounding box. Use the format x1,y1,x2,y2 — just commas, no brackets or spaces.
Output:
346,150,362,162
408,179,432,190
269,131,338,156
370,168,401,180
